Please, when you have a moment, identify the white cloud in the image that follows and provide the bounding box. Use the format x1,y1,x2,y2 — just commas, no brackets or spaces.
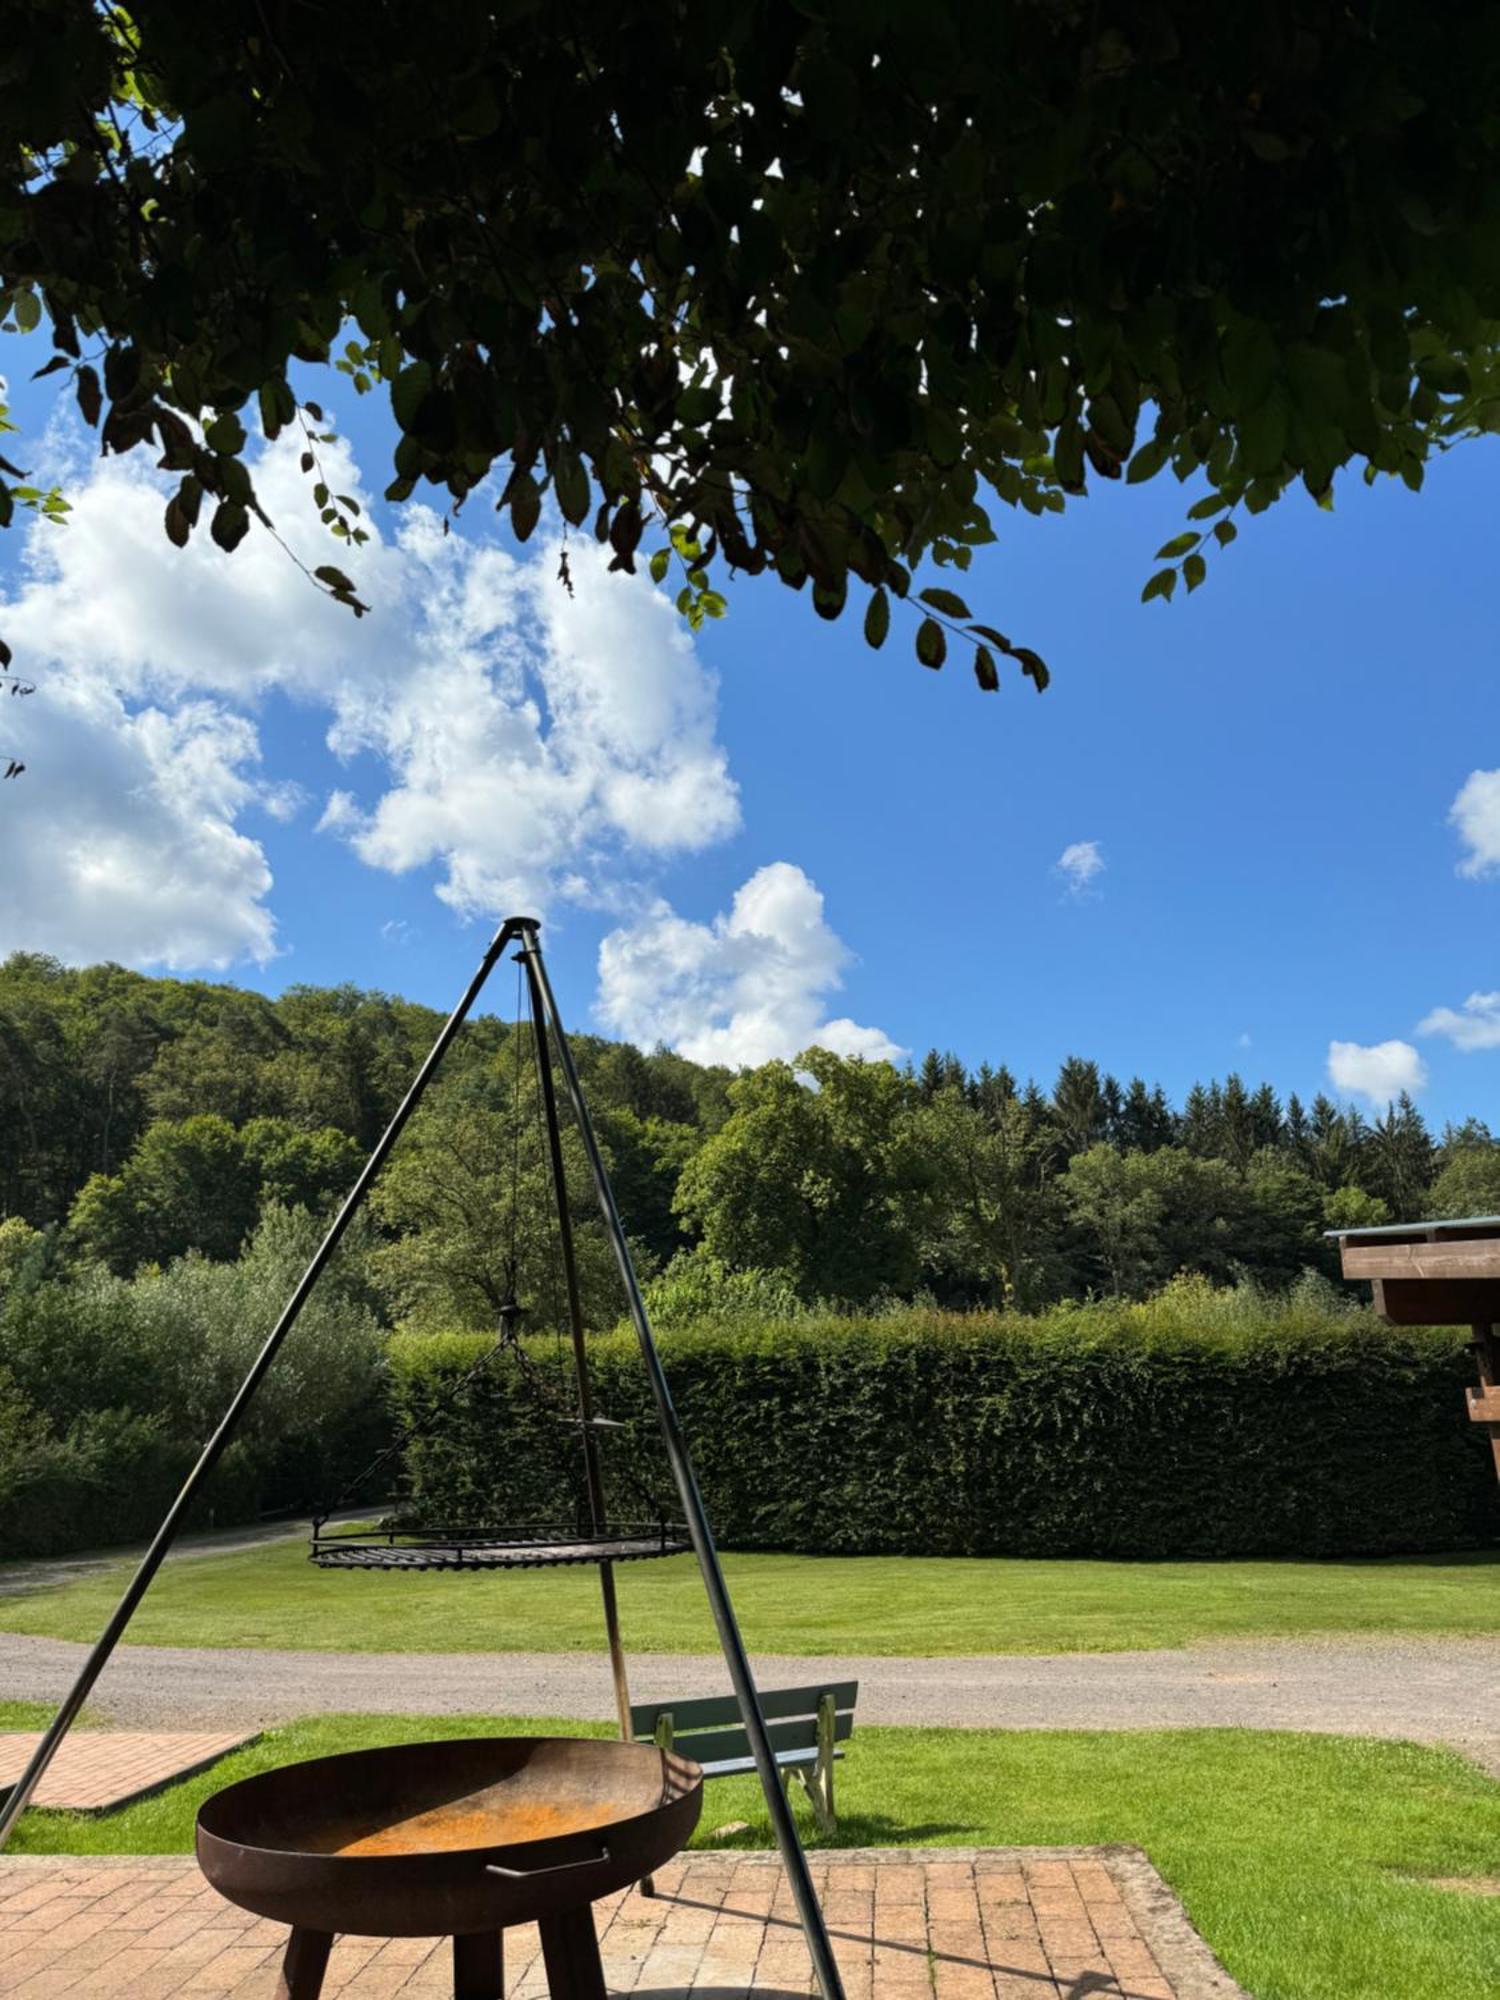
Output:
0,673,276,967
0,428,741,963
596,863,904,1069
1056,839,1104,896
1450,769,1500,878
1418,991,1500,1052
326,518,739,917
1328,1038,1428,1106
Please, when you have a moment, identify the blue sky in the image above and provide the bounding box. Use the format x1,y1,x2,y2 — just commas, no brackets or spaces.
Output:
3,332,1498,1128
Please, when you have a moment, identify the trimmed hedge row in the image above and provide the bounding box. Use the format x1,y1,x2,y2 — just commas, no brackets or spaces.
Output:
389,1288,1500,1559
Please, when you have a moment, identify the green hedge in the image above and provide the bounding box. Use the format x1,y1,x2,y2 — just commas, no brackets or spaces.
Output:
389,1284,1500,1560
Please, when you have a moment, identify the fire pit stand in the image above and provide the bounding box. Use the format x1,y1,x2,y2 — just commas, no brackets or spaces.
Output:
195,1735,703,1999
1,918,846,2000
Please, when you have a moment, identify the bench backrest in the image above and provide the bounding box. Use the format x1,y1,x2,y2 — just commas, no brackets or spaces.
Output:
629,1681,858,1768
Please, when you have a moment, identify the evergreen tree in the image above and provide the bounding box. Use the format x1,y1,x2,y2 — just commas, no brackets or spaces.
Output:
1051,1056,1109,1157
1118,1077,1176,1152
1363,1094,1435,1220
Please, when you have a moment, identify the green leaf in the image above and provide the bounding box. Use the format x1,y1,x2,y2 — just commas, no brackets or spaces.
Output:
864,587,890,649
968,623,1012,652
206,412,246,456
1416,356,1471,397
1155,531,1201,560
1244,129,1293,163
508,470,541,541
1187,493,1232,520
973,643,999,692
75,366,101,429
1126,435,1171,484
257,379,295,438
1013,646,1050,692
13,289,39,335
391,361,433,431
1183,552,1207,591
552,444,590,526
677,385,719,426
924,403,962,467
209,501,249,552
315,564,355,592
1212,519,1238,548
648,548,671,584
1141,568,1177,604
1240,394,1288,477
915,617,946,669
1053,421,1085,492
918,585,972,619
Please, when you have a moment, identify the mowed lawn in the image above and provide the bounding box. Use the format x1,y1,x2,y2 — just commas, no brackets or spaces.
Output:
1,1537,1498,1653
3,1704,1497,2000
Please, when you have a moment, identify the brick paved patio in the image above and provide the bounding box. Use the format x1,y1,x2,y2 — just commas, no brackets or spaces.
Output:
0,1736,254,1813
0,1848,1245,1998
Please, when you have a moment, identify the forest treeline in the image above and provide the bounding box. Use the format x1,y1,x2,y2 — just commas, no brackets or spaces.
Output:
6,951,1500,1555
4,950,1500,1318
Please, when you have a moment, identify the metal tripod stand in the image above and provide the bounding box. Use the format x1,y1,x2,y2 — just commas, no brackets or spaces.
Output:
0,917,846,2000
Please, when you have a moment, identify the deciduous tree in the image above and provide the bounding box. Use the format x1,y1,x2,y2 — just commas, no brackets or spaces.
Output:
6,3,1500,690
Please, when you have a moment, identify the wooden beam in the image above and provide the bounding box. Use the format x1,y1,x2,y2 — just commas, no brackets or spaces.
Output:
1341,1238,1500,1282
1466,1384,1500,1424
1471,1325,1500,1485
1370,1276,1500,1325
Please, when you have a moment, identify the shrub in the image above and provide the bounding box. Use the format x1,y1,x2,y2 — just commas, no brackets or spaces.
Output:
389,1277,1499,1559
0,1206,389,1556
641,1252,809,1331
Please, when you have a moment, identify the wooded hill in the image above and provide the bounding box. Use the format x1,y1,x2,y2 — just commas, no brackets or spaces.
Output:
3,951,1497,1315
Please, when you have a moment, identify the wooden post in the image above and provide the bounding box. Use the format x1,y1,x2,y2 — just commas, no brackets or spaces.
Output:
1335,1223,1500,1490
1469,1324,1500,1481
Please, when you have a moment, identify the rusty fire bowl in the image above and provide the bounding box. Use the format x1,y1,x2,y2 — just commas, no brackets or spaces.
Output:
196,1735,702,1937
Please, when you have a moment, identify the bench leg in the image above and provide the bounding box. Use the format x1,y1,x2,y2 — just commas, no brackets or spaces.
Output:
811,1756,836,1835
787,1761,835,1836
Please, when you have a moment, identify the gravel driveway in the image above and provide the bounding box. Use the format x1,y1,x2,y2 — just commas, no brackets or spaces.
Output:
5,1631,1498,1776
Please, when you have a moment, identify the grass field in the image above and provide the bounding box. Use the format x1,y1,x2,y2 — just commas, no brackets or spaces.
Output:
3,1538,1498,1654
3,1711,1496,2000
0,1701,57,1728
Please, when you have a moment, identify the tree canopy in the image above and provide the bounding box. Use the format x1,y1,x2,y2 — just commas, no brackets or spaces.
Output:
5,2,1500,690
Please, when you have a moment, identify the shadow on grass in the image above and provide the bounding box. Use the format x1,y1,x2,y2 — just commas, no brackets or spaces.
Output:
698,1814,967,1852
1309,1548,1500,1570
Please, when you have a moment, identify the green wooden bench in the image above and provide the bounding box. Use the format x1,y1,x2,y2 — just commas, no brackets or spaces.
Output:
629,1679,859,1868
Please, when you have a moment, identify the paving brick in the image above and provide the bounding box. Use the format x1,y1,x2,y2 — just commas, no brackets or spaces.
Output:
0,1847,1214,1996
0,1736,252,1814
